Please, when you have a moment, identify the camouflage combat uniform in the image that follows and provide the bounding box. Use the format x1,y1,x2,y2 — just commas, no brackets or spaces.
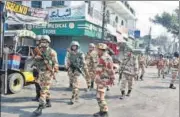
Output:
66,41,88,104
33,35,59,116
138,54,146,80
94,43,115,117
169,53,179,89
120,52,138,99
85,49,98,89
157,57,166,78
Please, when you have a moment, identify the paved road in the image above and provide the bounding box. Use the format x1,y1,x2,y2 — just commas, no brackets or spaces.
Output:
1,67,179,117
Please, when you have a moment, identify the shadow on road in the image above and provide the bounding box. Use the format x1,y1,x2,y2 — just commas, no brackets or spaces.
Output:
2,105,92,117
140,86,169,89
1,96,35,103
50,87,87,92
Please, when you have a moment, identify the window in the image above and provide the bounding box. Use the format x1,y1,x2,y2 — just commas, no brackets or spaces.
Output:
31,1,42,8
15,1,22,4
52,1,65,7
121,20,124,26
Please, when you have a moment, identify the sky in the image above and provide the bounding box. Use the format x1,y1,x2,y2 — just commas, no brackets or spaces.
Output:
129,1,179,38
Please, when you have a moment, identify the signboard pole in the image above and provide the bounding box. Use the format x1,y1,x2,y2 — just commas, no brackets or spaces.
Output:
101,1,106,40
0,1,4,58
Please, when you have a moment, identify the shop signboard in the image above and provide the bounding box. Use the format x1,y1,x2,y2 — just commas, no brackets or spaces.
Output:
48,4,85,22
134,30,140,38
5,1,48,24
29,21,102,39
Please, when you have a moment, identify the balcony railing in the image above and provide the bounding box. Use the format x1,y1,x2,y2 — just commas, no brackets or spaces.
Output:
121,1,135,16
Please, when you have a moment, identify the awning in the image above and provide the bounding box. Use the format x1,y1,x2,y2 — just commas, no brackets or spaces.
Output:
4,30,36,39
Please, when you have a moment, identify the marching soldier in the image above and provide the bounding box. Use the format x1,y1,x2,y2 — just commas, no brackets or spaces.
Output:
65,41,89,105
169,52,179,89
119,50,138,100
33,35,59,116
31,35,42,102
85,43,98,91
138,53,146,80
65,48,73,88
93,43,115,117
157,54,165,78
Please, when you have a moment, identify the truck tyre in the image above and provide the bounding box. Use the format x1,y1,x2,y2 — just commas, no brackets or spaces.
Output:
8,73,24,94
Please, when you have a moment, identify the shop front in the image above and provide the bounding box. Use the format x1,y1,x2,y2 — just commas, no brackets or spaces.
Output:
28,21,102,67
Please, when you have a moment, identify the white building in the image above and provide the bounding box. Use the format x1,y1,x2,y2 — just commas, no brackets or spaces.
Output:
6,1,137,66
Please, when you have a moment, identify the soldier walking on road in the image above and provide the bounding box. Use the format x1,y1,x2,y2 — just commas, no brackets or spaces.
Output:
32,35,59,116
156,54,166,78
65,41,89,105
169,52,179,89
85,43,98,91
138,53,146,80
119,50,138,100
31,35,42,102
93,43,115,117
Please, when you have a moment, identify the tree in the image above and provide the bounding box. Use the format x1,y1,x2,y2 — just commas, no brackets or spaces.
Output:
150,8,179,36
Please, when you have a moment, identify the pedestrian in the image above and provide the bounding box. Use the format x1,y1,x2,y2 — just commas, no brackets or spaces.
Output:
32,35,59,116
65,41,89,105
169,52,179,89
31,35,42,102
119,50,138,100
85,43,98,91
93,43,115,117
138,53,146,80
156,54,165,78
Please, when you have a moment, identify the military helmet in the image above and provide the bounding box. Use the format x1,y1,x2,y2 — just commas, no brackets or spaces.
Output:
97,43,107,50
89,43,95,48
41,35,51,43
36,35,42,41
174,52,179,57
70,41,80,47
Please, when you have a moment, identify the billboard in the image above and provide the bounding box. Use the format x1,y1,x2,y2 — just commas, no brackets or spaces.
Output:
5,1,48,24
134,30,141,38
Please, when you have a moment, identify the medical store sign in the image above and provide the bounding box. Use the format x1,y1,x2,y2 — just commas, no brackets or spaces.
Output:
48,4,85,22
27,22,76,35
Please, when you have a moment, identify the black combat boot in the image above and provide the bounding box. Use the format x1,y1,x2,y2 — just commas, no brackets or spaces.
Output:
33,104,44,116
163,75,165,79
140,75,144,80
100,112,109,117
119,90,125,100
69,83,73,88
91,81,94,89
106,87,110,91
126,90,131,97
45,99,52,108
169,84,176,89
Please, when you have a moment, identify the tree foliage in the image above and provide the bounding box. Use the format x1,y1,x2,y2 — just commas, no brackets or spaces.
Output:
150,8,179,36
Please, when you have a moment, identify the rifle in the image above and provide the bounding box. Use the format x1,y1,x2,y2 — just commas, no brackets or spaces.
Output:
118,58,130,85
69,63,85,76
34,47,57,82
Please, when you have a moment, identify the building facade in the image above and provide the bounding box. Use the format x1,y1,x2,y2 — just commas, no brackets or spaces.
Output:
6,1,137,66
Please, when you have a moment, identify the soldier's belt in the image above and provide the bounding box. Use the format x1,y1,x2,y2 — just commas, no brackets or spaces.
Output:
100,76,109,79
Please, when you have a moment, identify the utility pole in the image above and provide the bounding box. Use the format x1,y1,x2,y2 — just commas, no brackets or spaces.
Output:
101,1,106,40
147,27,152,55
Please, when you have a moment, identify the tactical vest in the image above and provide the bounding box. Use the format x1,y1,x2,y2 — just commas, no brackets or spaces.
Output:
36,48,54,71
69,51,83,68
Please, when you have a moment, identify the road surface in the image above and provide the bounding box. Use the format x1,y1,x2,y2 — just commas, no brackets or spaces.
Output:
1,67,179,117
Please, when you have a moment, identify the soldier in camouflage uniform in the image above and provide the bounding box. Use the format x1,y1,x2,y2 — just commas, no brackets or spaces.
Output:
93,43,115,117
85,43,98,91
65,48,73,88
169,52,179,89
33,35,59,116
66,41,88,105
138,53,146,80
120,50,138,100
